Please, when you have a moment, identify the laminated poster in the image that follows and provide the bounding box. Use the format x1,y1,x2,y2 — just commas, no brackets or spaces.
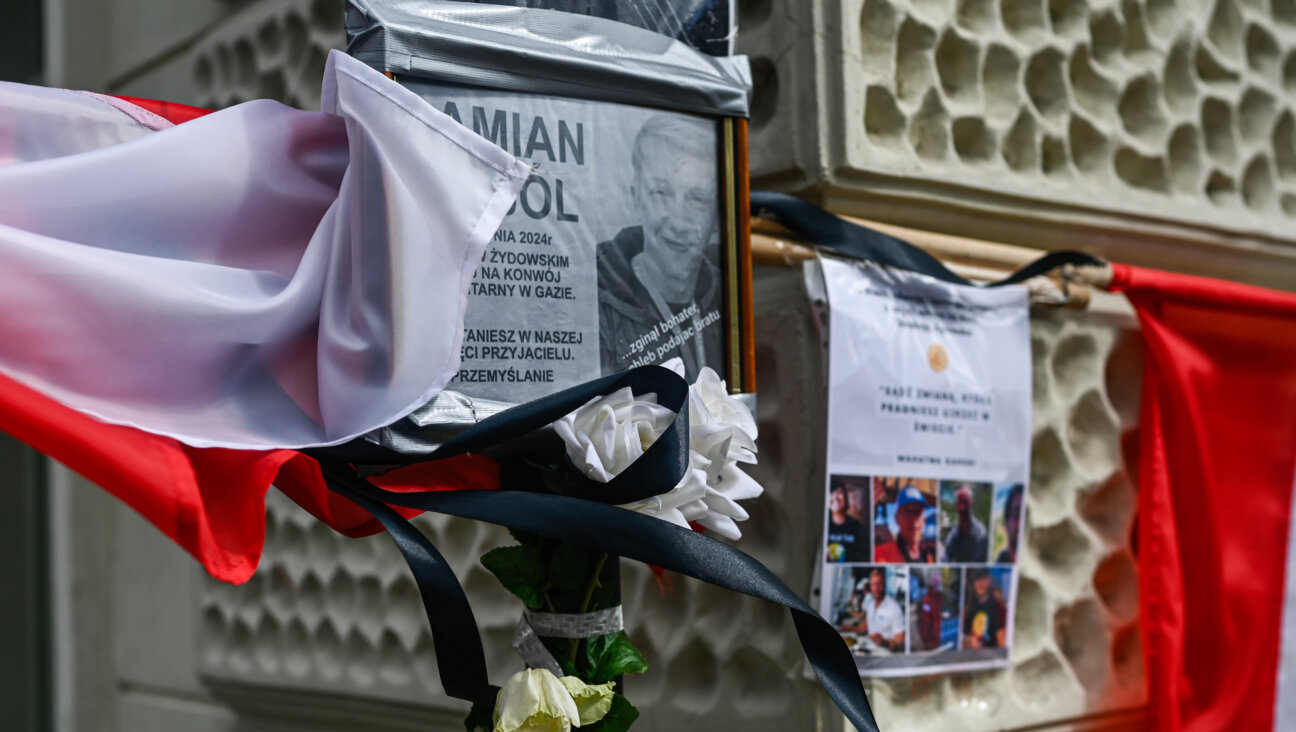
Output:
448,0,736,56
402,81,726,402
816,257,1031,676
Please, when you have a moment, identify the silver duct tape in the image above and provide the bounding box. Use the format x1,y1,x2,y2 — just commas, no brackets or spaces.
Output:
361,388,515,455
344,0,751,118
525,606,624,640
512,616,564,676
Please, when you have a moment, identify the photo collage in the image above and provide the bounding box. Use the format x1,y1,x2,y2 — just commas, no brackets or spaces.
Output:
824,475,1023,667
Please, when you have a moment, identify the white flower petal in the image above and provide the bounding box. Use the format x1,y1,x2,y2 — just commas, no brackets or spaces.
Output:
557,677,615,726
696,512,742,540
702,488,749,522
715,464,764,502
494,668,580,732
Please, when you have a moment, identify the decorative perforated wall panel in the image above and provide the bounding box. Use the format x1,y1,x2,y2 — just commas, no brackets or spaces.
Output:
737,0,1296,282
190,0,344,111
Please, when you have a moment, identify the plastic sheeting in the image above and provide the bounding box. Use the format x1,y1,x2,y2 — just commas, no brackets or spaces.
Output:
344,0,751,117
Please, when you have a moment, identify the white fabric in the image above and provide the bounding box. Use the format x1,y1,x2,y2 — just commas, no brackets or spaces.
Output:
0,51,529,448
1275,469,1296,731
863,593,904,643
0,85,169,165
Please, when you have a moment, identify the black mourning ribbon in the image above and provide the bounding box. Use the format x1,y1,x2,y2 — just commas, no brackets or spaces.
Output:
308,364,882,732
750,190,1105,286
317,365,689,505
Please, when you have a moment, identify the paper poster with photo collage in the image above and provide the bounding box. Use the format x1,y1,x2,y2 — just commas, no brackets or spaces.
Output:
816,257,1031,676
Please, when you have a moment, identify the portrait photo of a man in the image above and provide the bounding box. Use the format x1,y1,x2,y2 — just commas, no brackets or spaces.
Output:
597,114,722,377
940,481,992,563
874,484,937,564
836,566,907,653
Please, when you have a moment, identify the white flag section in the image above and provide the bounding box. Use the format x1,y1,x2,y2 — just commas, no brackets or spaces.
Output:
0,51,529,449
0,85,170,163
815,257,1031,676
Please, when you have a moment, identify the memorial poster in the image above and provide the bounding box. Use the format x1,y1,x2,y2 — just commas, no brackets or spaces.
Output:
815,257,1031,675
402,80,725,402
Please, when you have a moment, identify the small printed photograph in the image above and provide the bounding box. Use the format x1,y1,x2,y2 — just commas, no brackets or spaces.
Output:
596,112,723,379
908,566,962,653
825,475,871,563
939,481,993,563
831,565,909,655
990,483,1025,564
872,476,938,563
961,566,1012,651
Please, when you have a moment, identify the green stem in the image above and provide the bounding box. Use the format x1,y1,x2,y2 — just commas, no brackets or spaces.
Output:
568,552,609,667
580,553,610,614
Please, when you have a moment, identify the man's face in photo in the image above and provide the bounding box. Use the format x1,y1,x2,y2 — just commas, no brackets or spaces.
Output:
975,574,991,600
631,133,717,288
869,571,885,601
956,487,972,520
896,501,926,545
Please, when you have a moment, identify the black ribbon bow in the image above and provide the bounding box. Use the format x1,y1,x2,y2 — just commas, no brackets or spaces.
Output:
310,363,882,731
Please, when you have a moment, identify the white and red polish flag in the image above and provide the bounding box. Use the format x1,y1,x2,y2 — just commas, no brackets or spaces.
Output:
1109,264,1296,731
0,51,526,582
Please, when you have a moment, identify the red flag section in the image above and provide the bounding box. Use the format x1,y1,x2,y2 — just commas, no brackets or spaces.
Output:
109,95,214,125
0,91,501,584
1111,264,1296,731
0,367,497,584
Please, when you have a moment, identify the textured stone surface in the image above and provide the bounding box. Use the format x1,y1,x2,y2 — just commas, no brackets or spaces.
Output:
188,0,344,111
736,0,1296,283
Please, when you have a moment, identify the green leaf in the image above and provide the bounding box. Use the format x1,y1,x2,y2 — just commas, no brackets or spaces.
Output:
547,543,602,592
480,545,546,610
585,631,649,683
582,693,639,732
507,525,540,549
462,698,493,732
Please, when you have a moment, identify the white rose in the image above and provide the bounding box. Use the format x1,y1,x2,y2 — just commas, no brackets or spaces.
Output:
553,363,763,539
663,359,763,540
493,668,613,732
553,385,675,483
553,384,708,531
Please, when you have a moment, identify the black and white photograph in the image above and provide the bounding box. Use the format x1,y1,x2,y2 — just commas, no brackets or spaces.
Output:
596,113,723,377
454,0,736,55
399,81,724,402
